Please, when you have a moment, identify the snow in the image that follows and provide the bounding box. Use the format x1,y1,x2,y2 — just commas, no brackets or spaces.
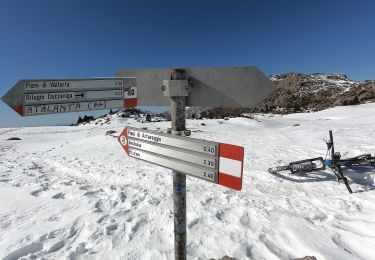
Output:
314,73,355,85
1,103,375,259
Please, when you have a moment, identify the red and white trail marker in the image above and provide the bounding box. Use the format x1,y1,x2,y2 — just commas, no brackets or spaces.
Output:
124,86,138,108
118,127,244,190
218,143,244,190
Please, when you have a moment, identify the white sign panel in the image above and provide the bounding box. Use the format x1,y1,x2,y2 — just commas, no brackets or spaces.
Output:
118,127,244,190
24,99,124,116
2,77,138,116
127,128,217,156
128,138,217,169
24,79,126,92
116,67,276,107
128,148,217,182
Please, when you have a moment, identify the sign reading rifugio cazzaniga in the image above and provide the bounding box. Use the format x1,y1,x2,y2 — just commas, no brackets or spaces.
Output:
1,78,138,116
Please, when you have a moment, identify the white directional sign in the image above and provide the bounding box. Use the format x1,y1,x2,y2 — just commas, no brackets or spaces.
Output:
118,127,244,190
2,78,138,116
116,67,276,107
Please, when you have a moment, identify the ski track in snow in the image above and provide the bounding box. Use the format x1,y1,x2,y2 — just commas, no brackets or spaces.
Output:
1,104,375,259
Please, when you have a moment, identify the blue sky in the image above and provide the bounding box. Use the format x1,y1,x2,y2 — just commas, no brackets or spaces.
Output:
0,0,374,127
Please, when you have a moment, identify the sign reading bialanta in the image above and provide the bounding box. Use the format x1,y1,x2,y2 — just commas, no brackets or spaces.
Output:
1,78,138,116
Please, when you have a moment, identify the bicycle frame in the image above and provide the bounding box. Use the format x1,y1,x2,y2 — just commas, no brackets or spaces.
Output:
268,130,375,194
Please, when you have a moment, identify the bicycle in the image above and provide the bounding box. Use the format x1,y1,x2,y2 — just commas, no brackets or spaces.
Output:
268,130,375,193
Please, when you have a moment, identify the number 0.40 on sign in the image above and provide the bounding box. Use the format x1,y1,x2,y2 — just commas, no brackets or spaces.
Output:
118,127,244,190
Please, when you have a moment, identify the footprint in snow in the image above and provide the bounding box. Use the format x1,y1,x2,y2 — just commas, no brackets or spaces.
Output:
52,192,65,199
48,215,60,222
200,197,213,206
216,210,225,221
106,223,118,235
188,218,199,229
119,192,127,202
48,241,65,253
62,180,74,186
2,241,44,260
3,229,67,260
94,199,117,212
79,185,91,191
97,215,110,224
147,197,160,206
30,187,48,197
75,242,89,254
84,191,98,197
128,219,147,241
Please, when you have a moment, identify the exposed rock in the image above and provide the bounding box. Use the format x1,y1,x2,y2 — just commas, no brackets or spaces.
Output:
209,256,237,260
253,73,374,114
292,256,317,260
6,137,22,141
76,115,95,125
200,73,374,118
105,130,117,136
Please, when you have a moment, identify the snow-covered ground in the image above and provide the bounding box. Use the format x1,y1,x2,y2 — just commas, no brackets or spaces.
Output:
1,103,375,260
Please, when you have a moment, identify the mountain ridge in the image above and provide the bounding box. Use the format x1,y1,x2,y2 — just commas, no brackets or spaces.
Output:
200,72,375,118
75,72,375,124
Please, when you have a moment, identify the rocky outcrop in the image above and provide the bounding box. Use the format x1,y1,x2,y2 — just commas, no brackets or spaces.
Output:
197,73,374,118
334,80,375,106
255,73,375,113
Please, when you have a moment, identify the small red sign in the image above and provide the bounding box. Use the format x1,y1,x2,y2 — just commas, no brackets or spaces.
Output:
218,143,244,190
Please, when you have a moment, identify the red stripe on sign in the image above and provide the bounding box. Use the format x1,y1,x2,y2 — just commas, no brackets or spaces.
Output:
124,98,137,108
218,172,242,190
218,143,244,191
15,105,24,116
117,128,129,155
219,143,244,161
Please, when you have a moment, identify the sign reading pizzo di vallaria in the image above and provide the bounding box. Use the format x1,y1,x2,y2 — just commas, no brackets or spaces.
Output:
118,127,244,190
1,78,138,116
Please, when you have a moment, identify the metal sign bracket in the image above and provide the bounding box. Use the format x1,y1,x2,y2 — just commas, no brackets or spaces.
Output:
166,128,192,136
161,80,191,97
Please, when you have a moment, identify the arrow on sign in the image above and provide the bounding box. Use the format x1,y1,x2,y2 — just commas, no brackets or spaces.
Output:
75,93,84,98
117,127,244,190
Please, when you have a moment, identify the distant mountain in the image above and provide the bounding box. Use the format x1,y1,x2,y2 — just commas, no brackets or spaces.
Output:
198,73,375,118
75,73,375,124
74,107,170,126
253,73,375,113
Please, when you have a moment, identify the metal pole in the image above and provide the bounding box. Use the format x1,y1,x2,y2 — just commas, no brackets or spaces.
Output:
170,70,187,260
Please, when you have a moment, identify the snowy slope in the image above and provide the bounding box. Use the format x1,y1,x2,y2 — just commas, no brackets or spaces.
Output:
1,104,375,260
